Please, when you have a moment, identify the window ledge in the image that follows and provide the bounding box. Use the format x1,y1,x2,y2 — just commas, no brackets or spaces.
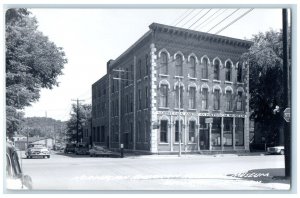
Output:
188,76,197,80
201,78,209,82
188,143,197,145
212,110,221,112
174,76,184,79
225,81,233,84
137,79,142,83
213,80,221,83
201,109,209,112
159,143,169,145
144,75,149,80
237,82,244,85
225,111,234,113
174,108,184,111
236,110,245,113
159,107,170,110
143,108,149,111
159,74,169,77
188,108,197,111
174,143,184,145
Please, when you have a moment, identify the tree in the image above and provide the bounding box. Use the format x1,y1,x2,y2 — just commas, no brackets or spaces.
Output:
241,29,290,145
66,103,91,143
6,9,67,138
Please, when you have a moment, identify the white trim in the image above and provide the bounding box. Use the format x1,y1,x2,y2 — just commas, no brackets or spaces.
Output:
225,86,234,94
212,57,223,67
187,53,199,64
187,82,198,91
188,116,197,122
200,55,211,65
158,48,171,60
224,59,234,68
174,51,185,61
173,81,185,91
158,79,171,89
200,83,210,93
212,84,222,93
159,115,170,122
237,87,245,93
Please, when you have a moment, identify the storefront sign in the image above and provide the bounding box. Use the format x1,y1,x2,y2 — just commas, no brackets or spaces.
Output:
156,111,246,118
205,118,213,123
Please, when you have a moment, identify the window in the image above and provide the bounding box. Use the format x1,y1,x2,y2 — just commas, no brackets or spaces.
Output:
137,121,141,142
189,87,196,109
138,89,142,110
130,64,134,82
189,56,196,78
225,90,233,111
175,86,183,108
214,59,220,80
130,122,133,142
225,61,232,81
202,88,208,110
237,63,243,83
144,120,148,142
175,54,183,76
130,94,133,112
189,120,196,143
237,91,243,111
125,68,129,86
235,118,244,146
213,89,220,110
223,118,233,146
160,84,168,107
160,120,168,143
175,120,183,142
211,117,221,146
145,86,149,108
160,52,168,75
145,54,149,76
126,95,129,113
202,58,208,79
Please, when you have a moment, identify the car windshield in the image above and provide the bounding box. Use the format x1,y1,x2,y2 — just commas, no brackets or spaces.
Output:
28,144,45,148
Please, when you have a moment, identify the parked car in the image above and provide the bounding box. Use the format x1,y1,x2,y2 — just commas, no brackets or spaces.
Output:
25,144,50,159
6,141,33,190
89,145,120,158
75,143,89,155
64,143,76,154
267,146,284,155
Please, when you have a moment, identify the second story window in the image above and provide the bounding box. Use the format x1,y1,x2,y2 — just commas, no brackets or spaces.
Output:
138,59,142,79
225,90,233,111
138,89,142,110
145,86,148,108
175,86,183,108
145,54,149,76
160,52,168,75
175,54,183,76
225,61,232,81
213,89,220,110
189,87,196,109
214,59,220,80
201,88,208,110
189,56,196,78
160,84,168,107
237,63,243,83
237,91,243,111
202,58,208,79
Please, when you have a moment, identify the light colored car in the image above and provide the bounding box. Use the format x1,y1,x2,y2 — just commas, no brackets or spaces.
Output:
267,146,284,155
25,144,50,159
89,145,120,158
6,141,32,190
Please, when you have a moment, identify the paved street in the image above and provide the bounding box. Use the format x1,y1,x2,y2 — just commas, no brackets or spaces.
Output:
18,151,289,191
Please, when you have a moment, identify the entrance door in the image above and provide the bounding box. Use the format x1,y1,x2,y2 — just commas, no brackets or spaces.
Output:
199,117,210,150
124,133,129,149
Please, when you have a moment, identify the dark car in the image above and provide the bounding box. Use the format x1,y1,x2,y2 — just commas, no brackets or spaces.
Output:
64,143,76,154
89,145,120,158
75,143,89,155
6,141,32,190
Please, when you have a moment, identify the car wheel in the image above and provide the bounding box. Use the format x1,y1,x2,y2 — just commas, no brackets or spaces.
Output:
280,150,284,155
26,156,29,159
47,155,50,158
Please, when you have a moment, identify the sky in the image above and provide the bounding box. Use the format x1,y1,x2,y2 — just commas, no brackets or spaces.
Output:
23,8,283,121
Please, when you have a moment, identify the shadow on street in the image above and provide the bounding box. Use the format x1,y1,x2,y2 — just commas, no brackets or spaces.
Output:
227,168,290,185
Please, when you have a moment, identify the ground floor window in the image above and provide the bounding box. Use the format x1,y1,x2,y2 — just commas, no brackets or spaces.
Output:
189,120,196,143
160,120,168,143
223,118,233,146
235,118,244,146
199,117,209,150
211,117,221,146
175,120,183,142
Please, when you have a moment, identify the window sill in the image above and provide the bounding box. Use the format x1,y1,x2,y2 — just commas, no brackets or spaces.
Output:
143,108,149,111
201,78,209,82
159,142,169,145
187,108,197,111
159,107,170,110
174,143,184,145
213,80,221,83
159,74,169,77
201,109,209,112
237,82,244,86
174,76,184,79
188,76,197,80
225,81,233,84
188,142,197,145
137,79,142,83
212,110,221,112
236,110,245,113
225,111,234,113
174,108,184,111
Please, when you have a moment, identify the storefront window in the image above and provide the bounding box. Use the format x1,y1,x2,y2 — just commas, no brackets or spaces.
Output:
160,120,168,143
223,118,233,146
211,117,221,146
189,121,196,143
199,117,209,150
235,118,244,146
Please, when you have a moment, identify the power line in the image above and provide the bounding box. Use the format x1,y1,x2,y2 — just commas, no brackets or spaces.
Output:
170,9,191,26
181,9,203,28
174,9,195,26
207,9,240,33
194,9,224,30
215,9,254,35
188,9,212,29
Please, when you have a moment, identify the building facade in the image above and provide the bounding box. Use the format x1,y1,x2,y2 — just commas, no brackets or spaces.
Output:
92,23,252,154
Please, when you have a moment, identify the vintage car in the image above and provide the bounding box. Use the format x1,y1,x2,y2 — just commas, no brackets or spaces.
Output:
75,143,89,155
6,141,33,190
64,143,76,154
25,144,50,159
89,145,120,158
267,146,285,155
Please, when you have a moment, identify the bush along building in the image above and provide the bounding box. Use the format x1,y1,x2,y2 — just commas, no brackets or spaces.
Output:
92,23,253,154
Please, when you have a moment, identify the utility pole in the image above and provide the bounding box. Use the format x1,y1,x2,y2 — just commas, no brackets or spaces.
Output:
282,8,291,178
71,98,85,144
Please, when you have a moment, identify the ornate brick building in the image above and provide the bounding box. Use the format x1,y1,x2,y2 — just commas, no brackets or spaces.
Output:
92,23,252,154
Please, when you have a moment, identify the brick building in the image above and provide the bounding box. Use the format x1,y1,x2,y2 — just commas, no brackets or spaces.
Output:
92,23,252,154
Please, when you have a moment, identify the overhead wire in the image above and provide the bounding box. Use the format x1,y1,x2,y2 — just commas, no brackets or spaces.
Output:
181,9,204,28
207,9,240,33
170,9,192,26
194,9,225,30
188,9,212,29
174,9,196,26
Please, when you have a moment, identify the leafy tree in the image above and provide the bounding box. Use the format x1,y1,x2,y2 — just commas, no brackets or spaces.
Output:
241,29,290,145
66,103,91,143
6,9,67,138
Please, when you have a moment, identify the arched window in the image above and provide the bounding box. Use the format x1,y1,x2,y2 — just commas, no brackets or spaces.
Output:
175,54,183,76
175,85,183,108
160,52,168,75
237,91,243,111
202,58,208,79
225,90,233,111
214,59,220,80
201,88,208,110
225,61,232,81
159,84,168,107
213,88,220,110
189,86,196,109
145,54,149,76
160,120,168,143
237,62,243,83
189,56,196,78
